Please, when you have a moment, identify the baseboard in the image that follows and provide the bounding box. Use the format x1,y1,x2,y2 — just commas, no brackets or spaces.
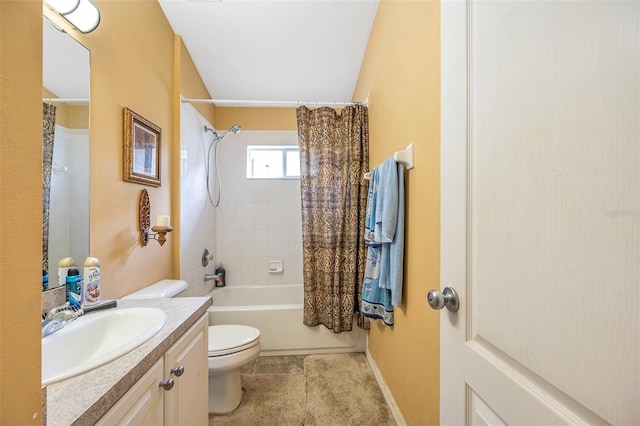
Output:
365,349,407,426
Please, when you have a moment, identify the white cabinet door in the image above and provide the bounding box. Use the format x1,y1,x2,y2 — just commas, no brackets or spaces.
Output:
440,1,639,424
95,358,164,426
164,314,209,426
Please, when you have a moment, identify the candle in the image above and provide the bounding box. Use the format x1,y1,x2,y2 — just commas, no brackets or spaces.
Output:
157,215,170,227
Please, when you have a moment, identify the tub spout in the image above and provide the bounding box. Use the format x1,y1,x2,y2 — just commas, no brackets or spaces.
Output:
205,274,220,282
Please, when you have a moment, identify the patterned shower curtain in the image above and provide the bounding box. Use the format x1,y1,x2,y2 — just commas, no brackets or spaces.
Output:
42,103,57,271
297,105,370,333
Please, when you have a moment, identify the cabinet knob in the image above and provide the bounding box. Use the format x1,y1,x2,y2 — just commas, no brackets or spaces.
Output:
171,365,185,377
159,378,174,391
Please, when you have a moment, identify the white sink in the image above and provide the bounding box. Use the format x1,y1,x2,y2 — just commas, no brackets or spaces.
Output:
42,307,167,386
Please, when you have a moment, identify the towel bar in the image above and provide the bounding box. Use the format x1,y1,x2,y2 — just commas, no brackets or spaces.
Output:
363,143,414,180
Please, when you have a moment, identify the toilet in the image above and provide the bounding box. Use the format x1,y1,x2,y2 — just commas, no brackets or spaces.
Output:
123,279,261,413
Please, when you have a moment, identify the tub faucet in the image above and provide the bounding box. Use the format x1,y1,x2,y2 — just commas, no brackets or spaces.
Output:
205,273,220,282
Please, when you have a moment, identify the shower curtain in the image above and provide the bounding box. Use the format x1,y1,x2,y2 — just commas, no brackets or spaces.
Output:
42,103,57,271
297,105,370,333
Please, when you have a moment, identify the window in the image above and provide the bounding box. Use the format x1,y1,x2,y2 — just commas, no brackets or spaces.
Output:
246,145,300,179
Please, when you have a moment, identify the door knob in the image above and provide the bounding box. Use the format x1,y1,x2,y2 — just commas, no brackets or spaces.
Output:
427,287,459,312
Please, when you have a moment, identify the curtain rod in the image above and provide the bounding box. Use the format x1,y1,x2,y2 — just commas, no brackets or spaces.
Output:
180,98,368,108
43,98,89,104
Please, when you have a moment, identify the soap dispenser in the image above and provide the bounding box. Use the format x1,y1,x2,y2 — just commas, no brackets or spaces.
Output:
215,264,226,287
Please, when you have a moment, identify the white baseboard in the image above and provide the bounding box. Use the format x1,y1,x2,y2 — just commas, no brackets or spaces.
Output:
365,348,407,426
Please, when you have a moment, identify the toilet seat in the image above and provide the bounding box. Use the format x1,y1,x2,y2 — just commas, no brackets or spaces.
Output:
208,325,260,357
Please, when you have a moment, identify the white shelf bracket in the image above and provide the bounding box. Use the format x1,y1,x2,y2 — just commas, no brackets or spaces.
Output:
393,143,414,170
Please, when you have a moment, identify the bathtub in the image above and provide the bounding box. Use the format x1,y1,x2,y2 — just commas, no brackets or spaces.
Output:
206,284,366,356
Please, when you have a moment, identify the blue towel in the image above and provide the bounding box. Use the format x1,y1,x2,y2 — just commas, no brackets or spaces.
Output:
361,165,394,325
387,161,404,307
361,158,406,325
374,158,398,243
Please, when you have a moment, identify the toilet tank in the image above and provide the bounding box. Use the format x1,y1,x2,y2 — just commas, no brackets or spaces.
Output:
122,279,188,299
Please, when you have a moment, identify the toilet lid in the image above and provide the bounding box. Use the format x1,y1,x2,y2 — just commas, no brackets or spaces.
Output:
208,325,260,357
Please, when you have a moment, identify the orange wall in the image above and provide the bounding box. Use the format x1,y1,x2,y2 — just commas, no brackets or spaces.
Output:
49,0,178,298
38,2,223,302
353,0,441,424
216,107,297,130
0,1,44,423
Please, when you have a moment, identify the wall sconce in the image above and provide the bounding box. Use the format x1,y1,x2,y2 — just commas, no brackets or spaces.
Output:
44,0,101,34
139,189,173,247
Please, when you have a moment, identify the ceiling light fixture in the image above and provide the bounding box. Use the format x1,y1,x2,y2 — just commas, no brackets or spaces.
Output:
45,0,101,34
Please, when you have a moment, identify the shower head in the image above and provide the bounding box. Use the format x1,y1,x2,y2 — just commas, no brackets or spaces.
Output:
205,124,242,142
217,125,242,141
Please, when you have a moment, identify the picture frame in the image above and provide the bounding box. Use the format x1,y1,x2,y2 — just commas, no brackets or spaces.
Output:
123,107,162,187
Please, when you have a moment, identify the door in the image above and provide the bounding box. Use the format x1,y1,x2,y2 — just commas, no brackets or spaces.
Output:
440,1,639,424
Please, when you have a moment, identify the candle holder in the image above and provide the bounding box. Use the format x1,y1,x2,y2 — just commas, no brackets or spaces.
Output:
148,225,173,246
139,189,173,247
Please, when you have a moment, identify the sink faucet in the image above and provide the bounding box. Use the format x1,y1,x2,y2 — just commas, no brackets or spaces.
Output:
42,305,82,338
42,299,119,338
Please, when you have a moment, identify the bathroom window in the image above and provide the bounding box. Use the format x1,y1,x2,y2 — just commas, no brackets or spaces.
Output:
246,145,300,179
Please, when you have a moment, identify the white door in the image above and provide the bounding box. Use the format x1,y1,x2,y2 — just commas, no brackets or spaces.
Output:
439,1,639,425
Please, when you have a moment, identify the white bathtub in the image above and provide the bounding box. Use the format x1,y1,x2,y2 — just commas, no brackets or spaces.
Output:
206,284,366,356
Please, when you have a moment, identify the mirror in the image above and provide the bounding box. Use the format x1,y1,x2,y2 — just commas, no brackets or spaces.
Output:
42,18,90,289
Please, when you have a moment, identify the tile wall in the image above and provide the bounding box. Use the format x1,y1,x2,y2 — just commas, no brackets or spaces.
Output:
180,103,303,295
215,130,303,286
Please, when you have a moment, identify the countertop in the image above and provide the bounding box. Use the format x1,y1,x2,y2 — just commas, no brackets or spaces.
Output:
45,296,212,426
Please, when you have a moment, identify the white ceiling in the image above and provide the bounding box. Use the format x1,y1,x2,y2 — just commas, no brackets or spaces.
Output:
158,0,379,106
43,1,378,106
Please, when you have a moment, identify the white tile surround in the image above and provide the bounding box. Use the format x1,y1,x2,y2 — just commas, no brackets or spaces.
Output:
179,103,218,296
180,103,303,295
216,129,303,286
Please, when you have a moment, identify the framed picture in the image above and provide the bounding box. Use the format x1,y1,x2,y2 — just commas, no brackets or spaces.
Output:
123,108,162,187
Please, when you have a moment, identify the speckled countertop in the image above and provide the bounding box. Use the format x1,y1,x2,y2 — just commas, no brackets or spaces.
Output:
45,296,212,426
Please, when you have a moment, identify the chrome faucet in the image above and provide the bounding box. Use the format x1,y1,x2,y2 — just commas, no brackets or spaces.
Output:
41,305,82,338
204,273,220,282
41,299,118,338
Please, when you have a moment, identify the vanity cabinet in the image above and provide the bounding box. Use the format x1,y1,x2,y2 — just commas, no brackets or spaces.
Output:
96,314,208,425
164,313,209,425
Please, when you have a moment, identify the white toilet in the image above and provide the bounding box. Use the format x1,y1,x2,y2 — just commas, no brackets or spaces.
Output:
123,279,261,413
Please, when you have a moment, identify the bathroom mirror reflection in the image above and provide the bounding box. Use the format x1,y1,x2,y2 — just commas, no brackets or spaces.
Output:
42,18,90,289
